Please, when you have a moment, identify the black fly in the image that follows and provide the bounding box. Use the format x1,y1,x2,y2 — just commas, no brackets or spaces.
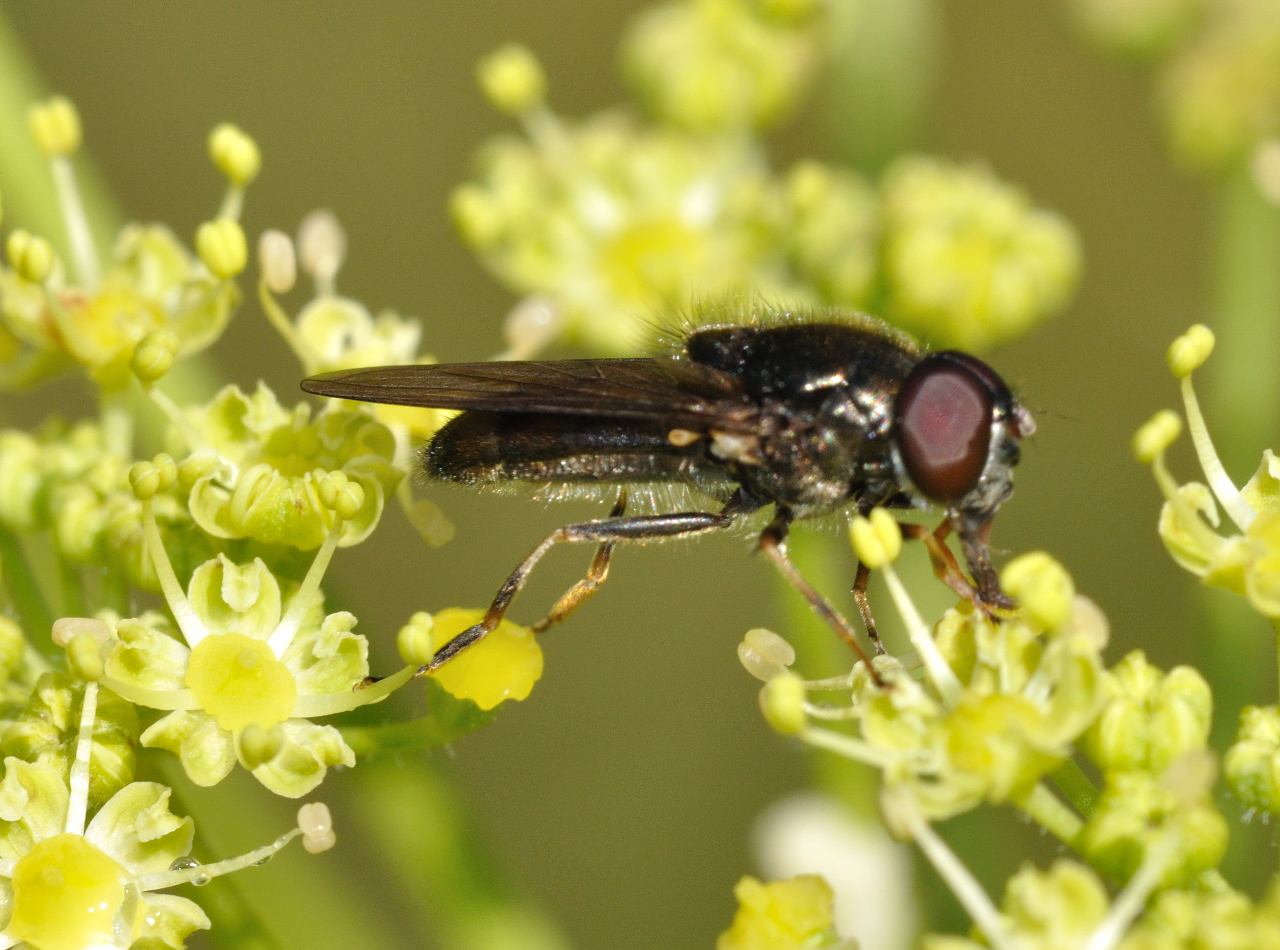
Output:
301,309,1034,686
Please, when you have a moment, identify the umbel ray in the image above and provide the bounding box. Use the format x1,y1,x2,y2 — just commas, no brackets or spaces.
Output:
301,306,1034,687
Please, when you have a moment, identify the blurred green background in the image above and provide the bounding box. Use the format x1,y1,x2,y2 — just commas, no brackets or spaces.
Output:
2,1,1263,947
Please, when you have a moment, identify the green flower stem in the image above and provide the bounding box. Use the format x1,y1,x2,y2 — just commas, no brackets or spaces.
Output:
1013,782,1083,847
1197,172,1280,717
1208,168,1280,478
1050,758,1100,818
100,566,128,615
355,757,571,950
57,557,83,617
0,12,121,263
827,0,938,174
0,526,53,644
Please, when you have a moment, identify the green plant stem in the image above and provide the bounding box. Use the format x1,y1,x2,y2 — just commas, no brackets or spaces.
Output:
1050,758,1099,818
1208,167,1280,478
57,557,84,616
0,526,54,641
355,757,572,950
827,0,939,176
1013,783,1083,847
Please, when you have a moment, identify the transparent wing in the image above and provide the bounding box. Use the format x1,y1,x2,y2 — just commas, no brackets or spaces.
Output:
301,358,757,431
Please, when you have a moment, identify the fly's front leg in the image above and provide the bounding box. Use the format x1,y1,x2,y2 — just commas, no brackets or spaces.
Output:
900,521,980,602
758,512,885,688
901,520,1013,615
422,501,737,673
531,489,627,634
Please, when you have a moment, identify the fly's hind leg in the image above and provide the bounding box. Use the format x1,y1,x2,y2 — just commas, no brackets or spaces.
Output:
531,489,627,633
421,497,739,673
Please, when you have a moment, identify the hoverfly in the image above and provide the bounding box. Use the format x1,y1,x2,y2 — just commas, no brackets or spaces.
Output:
301,308,1034,685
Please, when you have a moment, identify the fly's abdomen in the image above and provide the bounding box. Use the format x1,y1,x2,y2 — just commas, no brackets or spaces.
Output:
425,411,714,486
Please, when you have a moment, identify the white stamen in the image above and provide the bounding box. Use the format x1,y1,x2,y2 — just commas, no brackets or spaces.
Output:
267,522,341,657
50,156,100,289
882,564,963,707
141,501,208,647
1083,834,1178,950
1181,377,1254,531
889,792,1013,950
65,681,98,836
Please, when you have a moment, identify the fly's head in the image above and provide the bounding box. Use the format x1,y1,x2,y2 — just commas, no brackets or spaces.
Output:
890,351,1035,605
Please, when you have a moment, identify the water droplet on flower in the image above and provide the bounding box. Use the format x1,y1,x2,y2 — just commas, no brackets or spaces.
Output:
169,856,200,873
253,853,273,867
192,872,212,887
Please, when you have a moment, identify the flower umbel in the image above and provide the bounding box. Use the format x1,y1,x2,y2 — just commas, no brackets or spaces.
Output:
0,678,334,950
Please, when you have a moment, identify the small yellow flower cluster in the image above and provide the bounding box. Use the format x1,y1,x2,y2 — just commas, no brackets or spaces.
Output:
0,94,554,948
1069,0,1280,176
1136,324,1280,620
454,29,1080,354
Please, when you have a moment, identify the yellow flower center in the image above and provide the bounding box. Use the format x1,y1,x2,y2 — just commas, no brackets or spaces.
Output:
185,633,297,732
600,217,703,304
429,608,543,711
7,834,135,950
62,286,162,366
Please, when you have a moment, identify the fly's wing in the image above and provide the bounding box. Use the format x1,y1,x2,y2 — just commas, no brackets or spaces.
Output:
301,358,757,432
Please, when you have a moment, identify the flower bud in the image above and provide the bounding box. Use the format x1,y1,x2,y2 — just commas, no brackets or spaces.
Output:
258,229,297,293
396,612,435,666
6,230,55,283
317,471,364,520
849,508,901,569
128,455,176,501
297,209,346,286
208,122,261,186
0,617,27,679
1085,650,1212,773
130,329,180,384
738,628,796,682
1133,410,1182,464
717,875,838,950
1001,551,1075,631
66,633,104,681
759,672,807,735
1080,771,1227,887
196,218,248,279
297,802,336,854
28,96,81,157
477,44,546,115
450,184,504,247
1001,860,1109,944
1167,324,1214,379
1224,705,1280,814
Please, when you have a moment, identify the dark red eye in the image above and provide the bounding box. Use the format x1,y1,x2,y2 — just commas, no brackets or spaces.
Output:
894,354,996,503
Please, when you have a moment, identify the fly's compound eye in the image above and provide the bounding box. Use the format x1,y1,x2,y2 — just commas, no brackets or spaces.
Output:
894,353,999,503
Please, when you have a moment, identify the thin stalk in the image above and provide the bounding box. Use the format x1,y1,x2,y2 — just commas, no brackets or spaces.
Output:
355,758,572,950
0,12,120,263
0,526,53,644
1012,783,1083,847
1199,165,1280,894
57,557,84,616
1050,758,1100,818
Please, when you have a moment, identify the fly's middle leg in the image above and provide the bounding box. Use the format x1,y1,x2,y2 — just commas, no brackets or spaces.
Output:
531,489,627,633
420,499,737,674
